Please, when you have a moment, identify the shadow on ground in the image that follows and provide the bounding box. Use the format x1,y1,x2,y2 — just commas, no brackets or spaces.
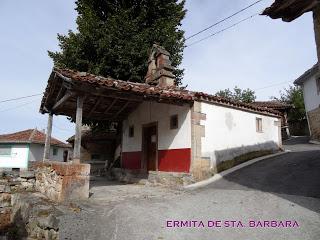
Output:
206,137,320,214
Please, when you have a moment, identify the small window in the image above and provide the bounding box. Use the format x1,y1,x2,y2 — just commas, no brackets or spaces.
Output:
256,118,263,133
170,115,179,129
0,146,11,156
129,125,134,138
52,148,58,156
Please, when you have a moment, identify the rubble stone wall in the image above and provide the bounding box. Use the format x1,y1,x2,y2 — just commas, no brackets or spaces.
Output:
34,161,90,202
0,170,35,232
0,162,90,239
308,107,320,141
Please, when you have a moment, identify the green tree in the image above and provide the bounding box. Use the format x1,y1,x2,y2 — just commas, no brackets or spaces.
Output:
216,86,256,103
272,85,306,121
48,0,186,84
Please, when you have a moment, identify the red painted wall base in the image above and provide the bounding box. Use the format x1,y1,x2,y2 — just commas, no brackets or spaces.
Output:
158,148,191,173
122,152,141,170
122,148,191,173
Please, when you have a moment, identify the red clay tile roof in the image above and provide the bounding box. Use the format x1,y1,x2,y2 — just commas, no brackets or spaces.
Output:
40,68,281,118
0,129,71,148
262,0,318,22
251,101,293,110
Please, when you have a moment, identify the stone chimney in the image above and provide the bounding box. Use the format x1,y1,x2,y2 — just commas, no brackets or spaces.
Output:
145,44,175,87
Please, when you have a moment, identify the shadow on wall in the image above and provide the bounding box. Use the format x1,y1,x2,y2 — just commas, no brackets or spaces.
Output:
212,141,280,172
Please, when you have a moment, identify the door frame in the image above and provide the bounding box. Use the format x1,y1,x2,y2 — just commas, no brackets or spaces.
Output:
141,122,158,172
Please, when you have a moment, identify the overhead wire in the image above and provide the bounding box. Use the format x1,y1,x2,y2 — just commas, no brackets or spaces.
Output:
0,98,41,113
53,124,74,133
186,13,259,47
0,93,42,104
185,0,265,40
254,80,294,91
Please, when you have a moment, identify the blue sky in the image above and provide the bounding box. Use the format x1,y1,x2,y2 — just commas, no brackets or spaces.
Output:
0,0,317,142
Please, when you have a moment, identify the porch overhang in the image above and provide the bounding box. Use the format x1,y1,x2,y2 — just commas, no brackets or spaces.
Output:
39,68,193,122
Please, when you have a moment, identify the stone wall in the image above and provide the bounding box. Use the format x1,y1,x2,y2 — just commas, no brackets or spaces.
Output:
0,162,90,239
110,168,195,187
34,161,90,202
0,170,35,232
11,193,60,240
308,107,320,141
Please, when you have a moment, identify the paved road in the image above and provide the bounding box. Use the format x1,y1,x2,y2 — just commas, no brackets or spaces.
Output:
60,138,320,240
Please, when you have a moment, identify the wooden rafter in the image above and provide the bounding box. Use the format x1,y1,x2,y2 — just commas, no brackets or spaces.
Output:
87,96,103,117
52,91,75,111
104,99,117,114
114,102,130,118
70,83,143,102
54,87,66,105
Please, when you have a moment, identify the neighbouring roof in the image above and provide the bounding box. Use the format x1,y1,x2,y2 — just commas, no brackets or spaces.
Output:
0,129,71,148
40,68,281,119
294,64,318,85
262,0,318,22
251,101,293,110
67,130,118,143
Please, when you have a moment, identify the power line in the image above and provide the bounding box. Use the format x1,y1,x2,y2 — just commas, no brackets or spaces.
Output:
185,0,264,40
0,93,42,104
53,124,74,133
0,98,41,113
186,13,259,48
254,80,294,91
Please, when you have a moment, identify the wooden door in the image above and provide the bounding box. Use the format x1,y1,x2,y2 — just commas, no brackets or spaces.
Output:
142,124,157,171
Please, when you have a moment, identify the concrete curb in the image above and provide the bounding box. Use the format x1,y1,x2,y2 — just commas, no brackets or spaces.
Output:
184,151,289,190
310,140,320,145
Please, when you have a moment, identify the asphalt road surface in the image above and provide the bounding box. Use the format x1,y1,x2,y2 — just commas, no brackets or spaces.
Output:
60,137,320,240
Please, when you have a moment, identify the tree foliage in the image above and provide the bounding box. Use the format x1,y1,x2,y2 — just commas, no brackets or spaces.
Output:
216,86,256,103
48,0,186,84
271,85,306,121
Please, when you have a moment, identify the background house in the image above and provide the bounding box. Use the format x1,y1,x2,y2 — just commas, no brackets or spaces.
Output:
0,129,71,169
294,64,320,142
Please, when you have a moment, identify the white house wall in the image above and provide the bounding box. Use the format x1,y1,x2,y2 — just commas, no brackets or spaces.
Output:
201,102,280,167
303,76,320,112
29,144,68,162
123,102,191,151
122,101,192,172
0,145,29,169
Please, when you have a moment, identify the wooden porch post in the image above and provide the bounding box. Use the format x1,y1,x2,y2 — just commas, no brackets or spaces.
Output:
43,113,53,161
73,95,84,163
313,5,320,69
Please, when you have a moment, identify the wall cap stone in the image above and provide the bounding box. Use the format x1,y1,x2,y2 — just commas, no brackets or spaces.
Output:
33,161,90,176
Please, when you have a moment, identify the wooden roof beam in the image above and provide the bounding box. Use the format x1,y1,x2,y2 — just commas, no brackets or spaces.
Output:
70,83,143,102
52,91,75,111
87,96,103,117
114,102,130,118
104,99,117,114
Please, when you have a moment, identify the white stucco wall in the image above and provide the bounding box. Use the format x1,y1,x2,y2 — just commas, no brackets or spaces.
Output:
28,144,69,162
0,145,29,169
201,102,280,167
122,102,191,152
303,76,320,112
